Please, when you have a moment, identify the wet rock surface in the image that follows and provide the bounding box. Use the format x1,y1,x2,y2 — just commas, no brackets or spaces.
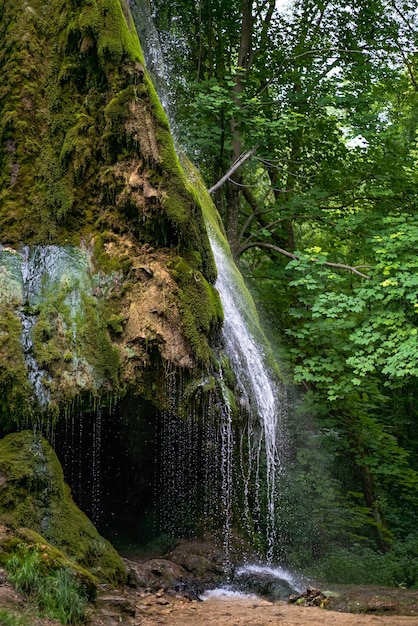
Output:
289,585,331,607
233,568,298,600
124,557,188,589
167,539,226,578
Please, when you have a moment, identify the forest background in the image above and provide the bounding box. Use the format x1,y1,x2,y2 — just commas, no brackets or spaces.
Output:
147,0,418,586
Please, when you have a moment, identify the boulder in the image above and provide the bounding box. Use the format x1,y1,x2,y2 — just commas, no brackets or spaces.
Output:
167,539,226,578
124,558,187,589
0,431,126,585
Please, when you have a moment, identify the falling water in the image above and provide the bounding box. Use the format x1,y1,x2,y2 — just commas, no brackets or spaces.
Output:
129,0,182,138
156,372,223,542
91,407,103,525
130,0,287,560
219,377,234,573
235,563,304,592
209,232,285,561
157,372,182,539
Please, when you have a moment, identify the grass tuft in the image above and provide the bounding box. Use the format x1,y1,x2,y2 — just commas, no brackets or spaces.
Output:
0,610,28,626
6,546,89,624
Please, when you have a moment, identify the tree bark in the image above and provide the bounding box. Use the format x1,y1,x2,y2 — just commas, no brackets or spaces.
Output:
226,0,254,258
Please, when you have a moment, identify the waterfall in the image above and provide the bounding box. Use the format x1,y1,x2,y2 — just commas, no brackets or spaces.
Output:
91,407,103,526
129,0,181,137
130,0,288,560
219,375,234,572
209,232,286,561
155,372,230,543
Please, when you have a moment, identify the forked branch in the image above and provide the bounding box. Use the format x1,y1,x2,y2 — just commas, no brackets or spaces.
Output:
208,144,260,195
239,241,371,279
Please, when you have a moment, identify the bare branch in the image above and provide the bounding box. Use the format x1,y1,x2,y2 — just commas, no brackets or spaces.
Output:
239,241,371,279
208,144,260,194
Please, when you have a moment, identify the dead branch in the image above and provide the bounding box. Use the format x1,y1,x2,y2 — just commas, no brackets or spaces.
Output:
208,144,260,195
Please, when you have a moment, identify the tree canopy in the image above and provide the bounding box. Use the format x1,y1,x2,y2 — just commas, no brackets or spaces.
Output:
147,0,418,572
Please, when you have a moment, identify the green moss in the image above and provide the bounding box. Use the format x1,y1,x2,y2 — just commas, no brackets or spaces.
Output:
0,431,126,585
80,294,121,386
183,376,216,402
32,312,62,368
59,112,96,179
72,0,145,67
0,0,224,419
0,306,32,426
0,0,216,272
92,232,128,273
107,313,124,334
170,257,223,365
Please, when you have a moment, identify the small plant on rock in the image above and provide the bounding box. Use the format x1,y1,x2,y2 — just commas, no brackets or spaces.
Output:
6,546,89,624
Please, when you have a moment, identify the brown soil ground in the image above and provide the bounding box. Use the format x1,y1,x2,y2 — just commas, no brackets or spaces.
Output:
88,586,418,626
3,583,418,625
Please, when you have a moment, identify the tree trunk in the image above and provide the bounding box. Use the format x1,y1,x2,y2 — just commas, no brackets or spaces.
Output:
226,0,253,258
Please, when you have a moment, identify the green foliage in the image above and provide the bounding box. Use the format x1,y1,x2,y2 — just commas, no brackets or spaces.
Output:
0,610,27,626
308,535,418,588
186,76,241,159
6,546,88,624
347,216,418,381
277,234,418,547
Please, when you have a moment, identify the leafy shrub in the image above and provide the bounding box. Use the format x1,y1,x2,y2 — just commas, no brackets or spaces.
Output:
307,536,418,588
6,547,89,624
307,548,381,585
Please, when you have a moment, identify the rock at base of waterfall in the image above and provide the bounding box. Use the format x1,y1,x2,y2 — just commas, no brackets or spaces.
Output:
167,539,226,578
233,569,298,600
124,558,188,589
289,586,332,607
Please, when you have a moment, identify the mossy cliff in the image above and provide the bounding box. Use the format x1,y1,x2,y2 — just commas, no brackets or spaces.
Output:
0,430,126,584
0,0,223,422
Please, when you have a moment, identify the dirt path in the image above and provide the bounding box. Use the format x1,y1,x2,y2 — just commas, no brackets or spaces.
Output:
135,591,418,626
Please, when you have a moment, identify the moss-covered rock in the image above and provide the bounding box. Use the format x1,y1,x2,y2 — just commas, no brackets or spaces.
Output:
0,0,216,267
0,524,98,600
0,0,223,424
0,431,126,585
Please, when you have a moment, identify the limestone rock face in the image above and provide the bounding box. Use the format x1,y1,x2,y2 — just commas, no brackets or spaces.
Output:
0,0,223,421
